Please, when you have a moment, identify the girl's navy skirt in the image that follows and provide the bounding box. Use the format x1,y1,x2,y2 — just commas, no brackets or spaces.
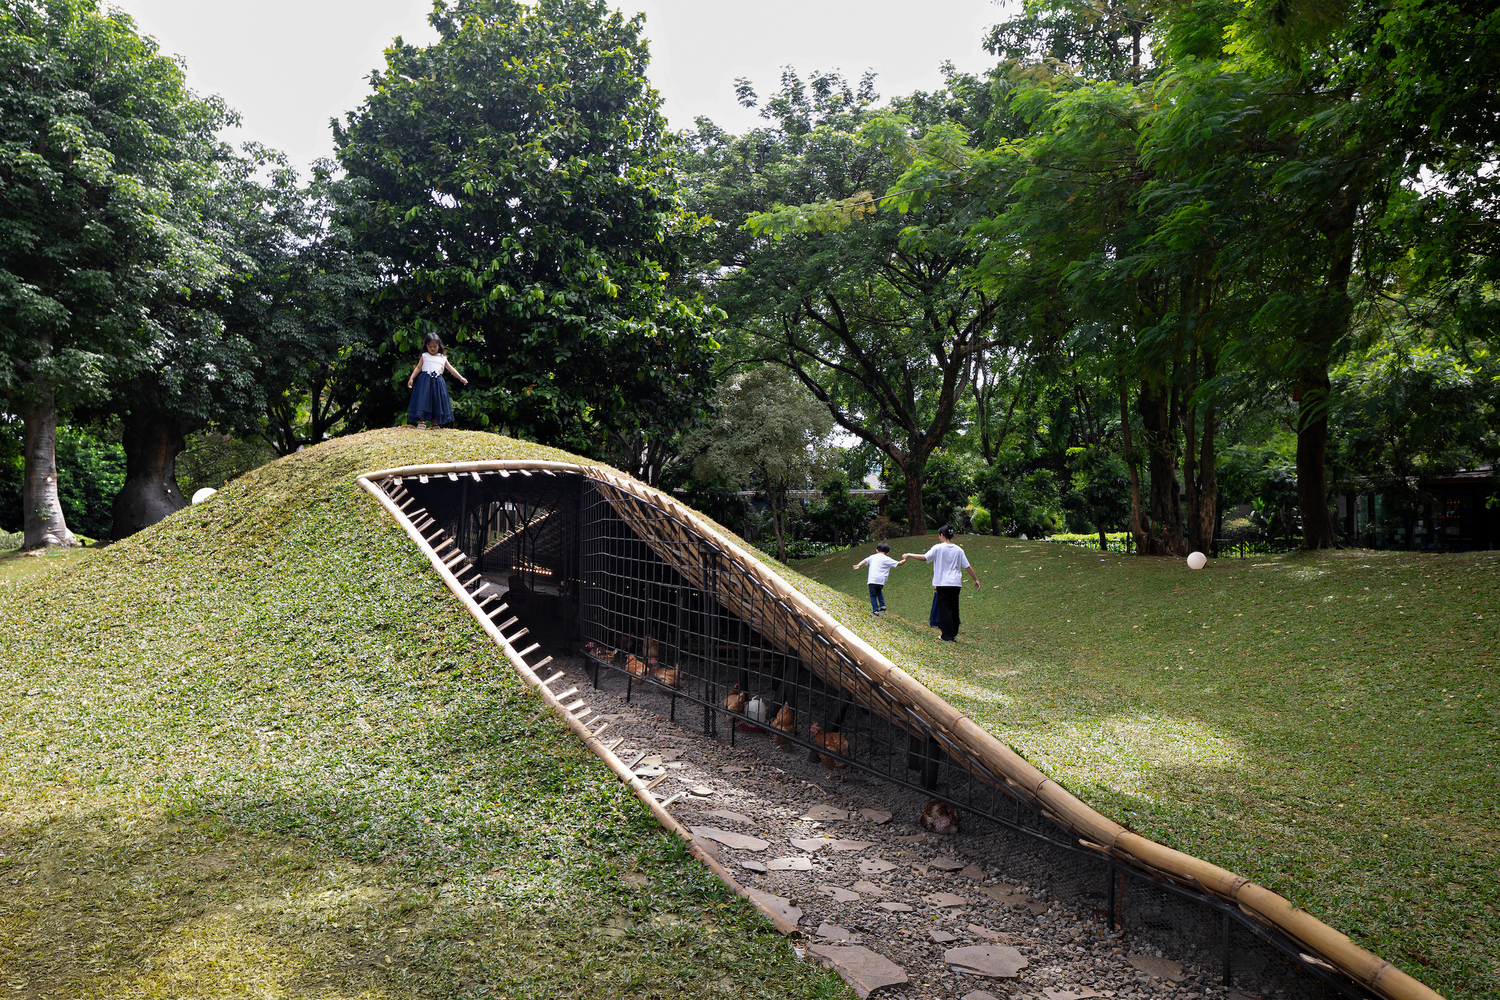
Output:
408,372,454,425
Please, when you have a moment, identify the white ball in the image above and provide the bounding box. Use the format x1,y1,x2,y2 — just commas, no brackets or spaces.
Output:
191,487,218,505
1186,550,1207,570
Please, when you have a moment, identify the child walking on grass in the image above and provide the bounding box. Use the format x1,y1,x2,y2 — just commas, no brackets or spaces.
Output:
406,333,468,429
854,542,904,616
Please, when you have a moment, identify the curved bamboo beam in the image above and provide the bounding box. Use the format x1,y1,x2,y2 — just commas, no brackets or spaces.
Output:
357,458,1442,1000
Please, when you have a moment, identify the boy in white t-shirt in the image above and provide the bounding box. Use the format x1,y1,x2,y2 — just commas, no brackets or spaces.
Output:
853,542,904,615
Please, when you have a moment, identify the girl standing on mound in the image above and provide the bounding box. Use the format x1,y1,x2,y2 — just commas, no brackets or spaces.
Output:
406,333,468,429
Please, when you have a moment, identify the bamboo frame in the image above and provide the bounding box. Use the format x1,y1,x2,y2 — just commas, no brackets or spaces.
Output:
357,458,1442,1000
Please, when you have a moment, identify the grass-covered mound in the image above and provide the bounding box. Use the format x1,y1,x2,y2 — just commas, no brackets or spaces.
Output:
0,429,846,1000
791,537,1498,1000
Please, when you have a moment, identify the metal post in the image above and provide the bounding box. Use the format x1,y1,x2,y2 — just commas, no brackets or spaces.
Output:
1221,910,1232,986
1107,864,1117,930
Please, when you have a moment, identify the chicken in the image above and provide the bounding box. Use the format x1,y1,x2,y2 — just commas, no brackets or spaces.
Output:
809,721,849,781
650,664,682,689
920,799,960,835
625,653,649,678
724,684,748,715
772,702,796,748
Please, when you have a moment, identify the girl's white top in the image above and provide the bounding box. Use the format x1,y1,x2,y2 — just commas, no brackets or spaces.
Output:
923,542,970,587
865,553,901,585
420,352,446,374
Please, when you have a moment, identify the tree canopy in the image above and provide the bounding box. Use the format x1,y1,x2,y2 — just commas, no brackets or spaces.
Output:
334,0,720,460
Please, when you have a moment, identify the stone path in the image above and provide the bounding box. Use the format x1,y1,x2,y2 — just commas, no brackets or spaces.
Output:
545,651,1256,1000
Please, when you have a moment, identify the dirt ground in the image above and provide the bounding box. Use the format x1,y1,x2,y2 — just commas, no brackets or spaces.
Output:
542,650,1268,1000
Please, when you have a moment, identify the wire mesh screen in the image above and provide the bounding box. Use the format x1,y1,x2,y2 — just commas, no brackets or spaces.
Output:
377,468,1384,1000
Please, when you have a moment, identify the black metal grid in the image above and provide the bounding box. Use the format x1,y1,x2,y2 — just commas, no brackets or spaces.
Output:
374,469,1385,1000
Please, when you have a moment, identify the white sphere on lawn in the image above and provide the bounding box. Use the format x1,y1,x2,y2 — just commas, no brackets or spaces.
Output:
191,487,218,505
1186,550,1207,570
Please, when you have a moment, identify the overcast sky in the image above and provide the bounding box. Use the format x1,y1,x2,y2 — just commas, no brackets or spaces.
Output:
113,0,1005,174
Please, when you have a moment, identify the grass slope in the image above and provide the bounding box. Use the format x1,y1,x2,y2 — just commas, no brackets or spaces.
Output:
0,429,847,1000
789,537,1498,1000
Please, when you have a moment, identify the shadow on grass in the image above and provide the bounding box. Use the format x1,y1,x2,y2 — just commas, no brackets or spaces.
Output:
0,789,839,1000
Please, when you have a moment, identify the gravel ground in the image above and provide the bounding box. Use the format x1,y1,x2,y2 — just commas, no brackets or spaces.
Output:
539,650,1271,1000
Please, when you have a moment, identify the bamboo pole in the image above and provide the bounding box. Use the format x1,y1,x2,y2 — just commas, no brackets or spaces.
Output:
356,458,1443,1000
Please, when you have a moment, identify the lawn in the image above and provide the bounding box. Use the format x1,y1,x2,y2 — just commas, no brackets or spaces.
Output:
0,429,846,1000
793,536,1499,1000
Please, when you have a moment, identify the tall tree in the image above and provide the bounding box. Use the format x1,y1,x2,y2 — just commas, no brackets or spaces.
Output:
217,151,383,456
688,365,832,563
0,0,230,547
692,69,1005,535
335,0,719,454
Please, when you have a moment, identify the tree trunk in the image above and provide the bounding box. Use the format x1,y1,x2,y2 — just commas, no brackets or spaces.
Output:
767,485,788,562
904,462,927,537
1138,380,1187,556
1118,375,1146,553
19,389,77,549
1295,369,1337,549
1184,351,1218,554
112,410,190,539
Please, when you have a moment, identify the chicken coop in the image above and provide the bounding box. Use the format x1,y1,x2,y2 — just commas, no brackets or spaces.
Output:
366,459,1401,1000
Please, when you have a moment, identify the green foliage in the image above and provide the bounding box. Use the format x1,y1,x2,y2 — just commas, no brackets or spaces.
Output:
335,0,720,454
922,450,980,532
752,537,843,561
1045,530,1131,551
687,365,832,561
983,0,1157,83
0,420,122,537
683,67,1004,531
1065,445,1130,533
53,425,124,538
974,461,1063,537
0,0,232,408
1331,339,1499,486
174,431,276,498
216,152,383,454
802,471,876,548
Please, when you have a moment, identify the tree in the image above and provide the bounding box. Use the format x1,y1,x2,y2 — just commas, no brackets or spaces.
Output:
0,0,231,547
984,0,1156,83
217,151,383,456
688,365,832,562
334,0,719,455
690,68,1005,537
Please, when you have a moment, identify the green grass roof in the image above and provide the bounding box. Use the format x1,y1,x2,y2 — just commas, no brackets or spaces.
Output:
0,429,846,999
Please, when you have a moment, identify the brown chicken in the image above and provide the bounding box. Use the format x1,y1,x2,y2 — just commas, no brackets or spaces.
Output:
920,799,960,835
724,684,747,715
772,703,796,748
625,654,649,678
650,664,682,689
809,721,849,781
